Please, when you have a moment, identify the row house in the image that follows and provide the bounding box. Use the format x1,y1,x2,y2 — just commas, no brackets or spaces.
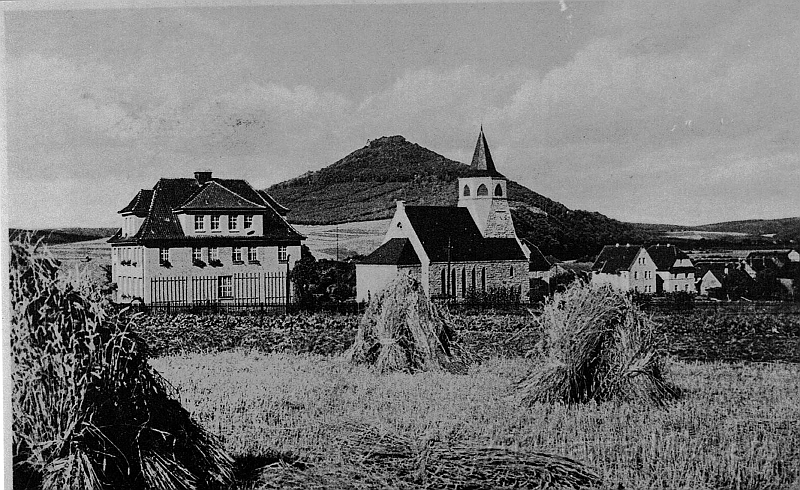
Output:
109,171,304,305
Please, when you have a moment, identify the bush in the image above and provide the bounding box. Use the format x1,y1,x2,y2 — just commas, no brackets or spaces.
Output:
10,238,234,489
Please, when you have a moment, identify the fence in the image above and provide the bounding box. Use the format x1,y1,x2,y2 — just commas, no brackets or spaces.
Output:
148,272,290,309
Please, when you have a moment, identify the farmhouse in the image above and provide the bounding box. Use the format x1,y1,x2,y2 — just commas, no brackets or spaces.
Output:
108,171,304,305
591,244,657,293
647,244,696,293
356,129,529,302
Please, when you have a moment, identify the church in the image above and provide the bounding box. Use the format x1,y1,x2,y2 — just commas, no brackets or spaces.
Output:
356,128,530,302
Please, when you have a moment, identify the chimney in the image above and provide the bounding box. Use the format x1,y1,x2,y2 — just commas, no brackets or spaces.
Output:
615,243,620,247
396,200,405,210
195,171,212,184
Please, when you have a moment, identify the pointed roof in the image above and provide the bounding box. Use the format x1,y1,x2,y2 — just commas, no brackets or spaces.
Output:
119,189,153,217
178,181,266,210
646,244,692,271
109,176,303,244
468,127,502,178
592,245,645,273
360,238,421,265
403,206,526,262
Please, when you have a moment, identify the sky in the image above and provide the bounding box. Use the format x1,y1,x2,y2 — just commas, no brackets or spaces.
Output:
3,0,799,229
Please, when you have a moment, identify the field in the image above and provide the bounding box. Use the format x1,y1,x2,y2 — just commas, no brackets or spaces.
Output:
125,310,800,489
152,352,800,489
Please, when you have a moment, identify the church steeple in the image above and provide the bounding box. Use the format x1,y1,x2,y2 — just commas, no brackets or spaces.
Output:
458,128,516,239
469,126,501,177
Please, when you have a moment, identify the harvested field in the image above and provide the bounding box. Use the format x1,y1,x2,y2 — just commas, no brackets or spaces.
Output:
152,351,800,490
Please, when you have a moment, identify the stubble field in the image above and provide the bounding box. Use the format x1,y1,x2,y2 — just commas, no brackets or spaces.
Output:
150,349,800,489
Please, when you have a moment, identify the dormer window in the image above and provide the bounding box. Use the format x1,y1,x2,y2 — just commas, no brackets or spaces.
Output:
477,184,488,196
229,215,239,231
211,215,220,231
463,185,471,197
194,215,205,232
244,215,253,229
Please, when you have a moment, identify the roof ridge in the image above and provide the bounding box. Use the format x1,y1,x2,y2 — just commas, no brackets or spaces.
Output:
132,179,161,239
180,180,266,209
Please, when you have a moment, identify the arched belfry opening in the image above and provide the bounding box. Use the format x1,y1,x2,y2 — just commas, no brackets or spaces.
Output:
463,185,471,197
494,184,503,197
477,184,488,196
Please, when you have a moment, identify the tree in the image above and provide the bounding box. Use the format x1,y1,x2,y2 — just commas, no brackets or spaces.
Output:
289,245,319,305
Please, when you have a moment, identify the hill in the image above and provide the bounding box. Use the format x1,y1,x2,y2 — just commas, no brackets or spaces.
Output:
267,135,646,259
9,227,118,246
693,218,800,242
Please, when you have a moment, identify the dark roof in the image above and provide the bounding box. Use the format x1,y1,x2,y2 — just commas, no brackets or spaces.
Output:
403,206,526,262
777,263,800,279
110,176,302,244
591,245,643,273
119,189,153,216
258,190,289,216
178,181,265,210
646,244,691,271
467,127,502,178
526,243,551,272
361,238,421,265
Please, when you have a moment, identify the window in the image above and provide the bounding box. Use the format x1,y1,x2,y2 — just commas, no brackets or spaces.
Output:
494,184,503,197
278,246,288,263
451,269,456,297
684,284,690,291
209,247,219,261
674,284,679,292
510,266,514,277
218,276,233,299
232,247,243,262
211,215,220,231
471,269,476,291
159,248,169,264
461,269,466,298
244,215,253,229
477,184,488,196
248,247,258,262
192,247,202,262
463,185,471,197
481,268,486,292
194,215,204,231
229,215,238,230
634,271,639,279
441,269,446,296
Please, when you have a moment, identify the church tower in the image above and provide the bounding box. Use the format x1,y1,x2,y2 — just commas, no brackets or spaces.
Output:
457,128,516,238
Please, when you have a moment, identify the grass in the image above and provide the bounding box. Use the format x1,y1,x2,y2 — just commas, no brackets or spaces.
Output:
152,351,800,489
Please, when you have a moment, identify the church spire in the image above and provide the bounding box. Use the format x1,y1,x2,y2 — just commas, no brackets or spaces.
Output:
470,127,500,176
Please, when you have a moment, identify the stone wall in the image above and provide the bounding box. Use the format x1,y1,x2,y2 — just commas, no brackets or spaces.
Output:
428,260,529,300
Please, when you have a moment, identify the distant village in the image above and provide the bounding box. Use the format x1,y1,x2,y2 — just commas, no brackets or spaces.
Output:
108,129,800,307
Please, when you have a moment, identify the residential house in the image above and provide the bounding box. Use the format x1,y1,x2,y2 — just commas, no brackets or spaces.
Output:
746,249,800,272
647,244,696,294
108,171,304,305
356,128,529,302
698,269,726,297
591,244,657,293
